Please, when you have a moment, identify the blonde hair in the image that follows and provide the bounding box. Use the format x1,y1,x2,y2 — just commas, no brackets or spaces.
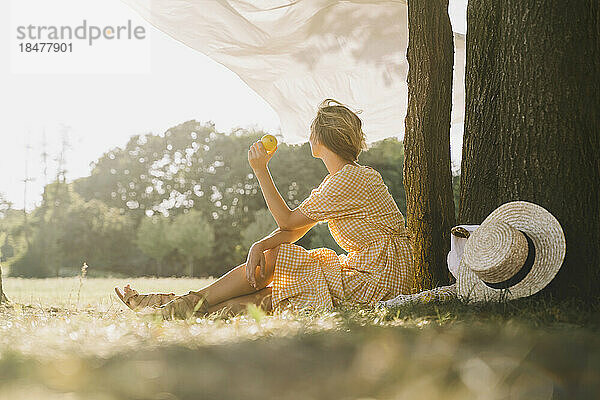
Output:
309,98,367,162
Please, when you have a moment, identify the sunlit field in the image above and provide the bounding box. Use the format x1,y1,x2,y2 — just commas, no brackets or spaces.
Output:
1,277,599,399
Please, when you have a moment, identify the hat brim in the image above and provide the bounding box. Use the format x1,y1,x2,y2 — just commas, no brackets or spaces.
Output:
457,201,566,302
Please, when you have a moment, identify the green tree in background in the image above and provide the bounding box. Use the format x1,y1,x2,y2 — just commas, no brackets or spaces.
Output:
237,208,277,258
8,121,458,278
0,194,17,264
136,215,173,276
309,222,346,255
359,138,407,215
0,193,12,302
0,235,14,262
0,194,11,219
168,209,215,277
59,191,137,275
10,182,72,277
72,121,327,276
10,184,139,277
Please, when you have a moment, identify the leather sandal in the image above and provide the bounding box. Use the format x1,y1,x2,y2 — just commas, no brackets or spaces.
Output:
115,286,177,311
158,291,210,320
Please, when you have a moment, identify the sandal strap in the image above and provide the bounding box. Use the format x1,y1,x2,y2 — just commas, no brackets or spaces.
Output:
162,292,209,319
137,293,164,308
126,291,176,309
189,293,209,313
122,289,139,304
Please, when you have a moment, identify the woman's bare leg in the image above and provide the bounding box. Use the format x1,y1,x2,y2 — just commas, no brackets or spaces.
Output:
206,287,273,316
190,245,280,307
118,246,281,316
115,285,177,310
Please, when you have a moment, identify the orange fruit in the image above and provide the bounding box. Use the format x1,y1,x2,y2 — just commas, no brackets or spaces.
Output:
261,134,278,153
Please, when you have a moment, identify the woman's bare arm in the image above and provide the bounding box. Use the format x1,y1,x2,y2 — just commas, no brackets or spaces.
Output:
248,141,316,230
254,222,317,251
254,168,315,230
245,222,318,288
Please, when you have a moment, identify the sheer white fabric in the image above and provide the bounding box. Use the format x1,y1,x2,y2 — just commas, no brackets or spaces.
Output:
121,0,466,144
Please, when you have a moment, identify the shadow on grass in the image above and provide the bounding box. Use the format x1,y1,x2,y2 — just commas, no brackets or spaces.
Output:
1,321,599,399
372,294,600,330
0,295,599,399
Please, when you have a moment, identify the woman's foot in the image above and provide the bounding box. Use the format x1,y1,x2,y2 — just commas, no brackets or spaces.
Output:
157,290,210,320
114,284,177,311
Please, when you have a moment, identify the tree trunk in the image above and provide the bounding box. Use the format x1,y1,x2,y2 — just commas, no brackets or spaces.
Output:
459,1,600,300
188,256,194,277
403,0,456,292
0,265,8,303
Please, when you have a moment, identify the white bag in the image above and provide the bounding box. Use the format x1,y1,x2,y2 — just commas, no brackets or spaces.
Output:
447,224,480,279
378,224,480,307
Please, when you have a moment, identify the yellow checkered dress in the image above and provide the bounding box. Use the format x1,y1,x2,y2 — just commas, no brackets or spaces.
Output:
271,163,414,311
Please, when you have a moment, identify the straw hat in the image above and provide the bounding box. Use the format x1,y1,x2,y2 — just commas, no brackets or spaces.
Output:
457,201,566,302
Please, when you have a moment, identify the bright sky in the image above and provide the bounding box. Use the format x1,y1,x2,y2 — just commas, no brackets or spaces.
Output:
1,0,465,211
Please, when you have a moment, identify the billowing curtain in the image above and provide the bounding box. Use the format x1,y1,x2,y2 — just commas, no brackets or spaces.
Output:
121,0,466,144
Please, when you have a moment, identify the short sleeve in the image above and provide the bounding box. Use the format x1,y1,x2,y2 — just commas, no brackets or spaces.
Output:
297,168,368,222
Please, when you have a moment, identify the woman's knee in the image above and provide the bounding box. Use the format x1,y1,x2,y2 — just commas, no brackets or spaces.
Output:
256,287,272,311
255,246,279,289
264,245,280,269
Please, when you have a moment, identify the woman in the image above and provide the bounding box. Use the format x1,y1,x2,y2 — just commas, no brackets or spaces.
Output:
115,99,414,319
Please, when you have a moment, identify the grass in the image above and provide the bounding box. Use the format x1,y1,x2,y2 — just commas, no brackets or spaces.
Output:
0,277,599,399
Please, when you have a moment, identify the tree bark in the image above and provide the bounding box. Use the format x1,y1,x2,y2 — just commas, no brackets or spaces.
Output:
459,1,600,300
404,0,457,292
188,256,194,277
0,265,8,303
